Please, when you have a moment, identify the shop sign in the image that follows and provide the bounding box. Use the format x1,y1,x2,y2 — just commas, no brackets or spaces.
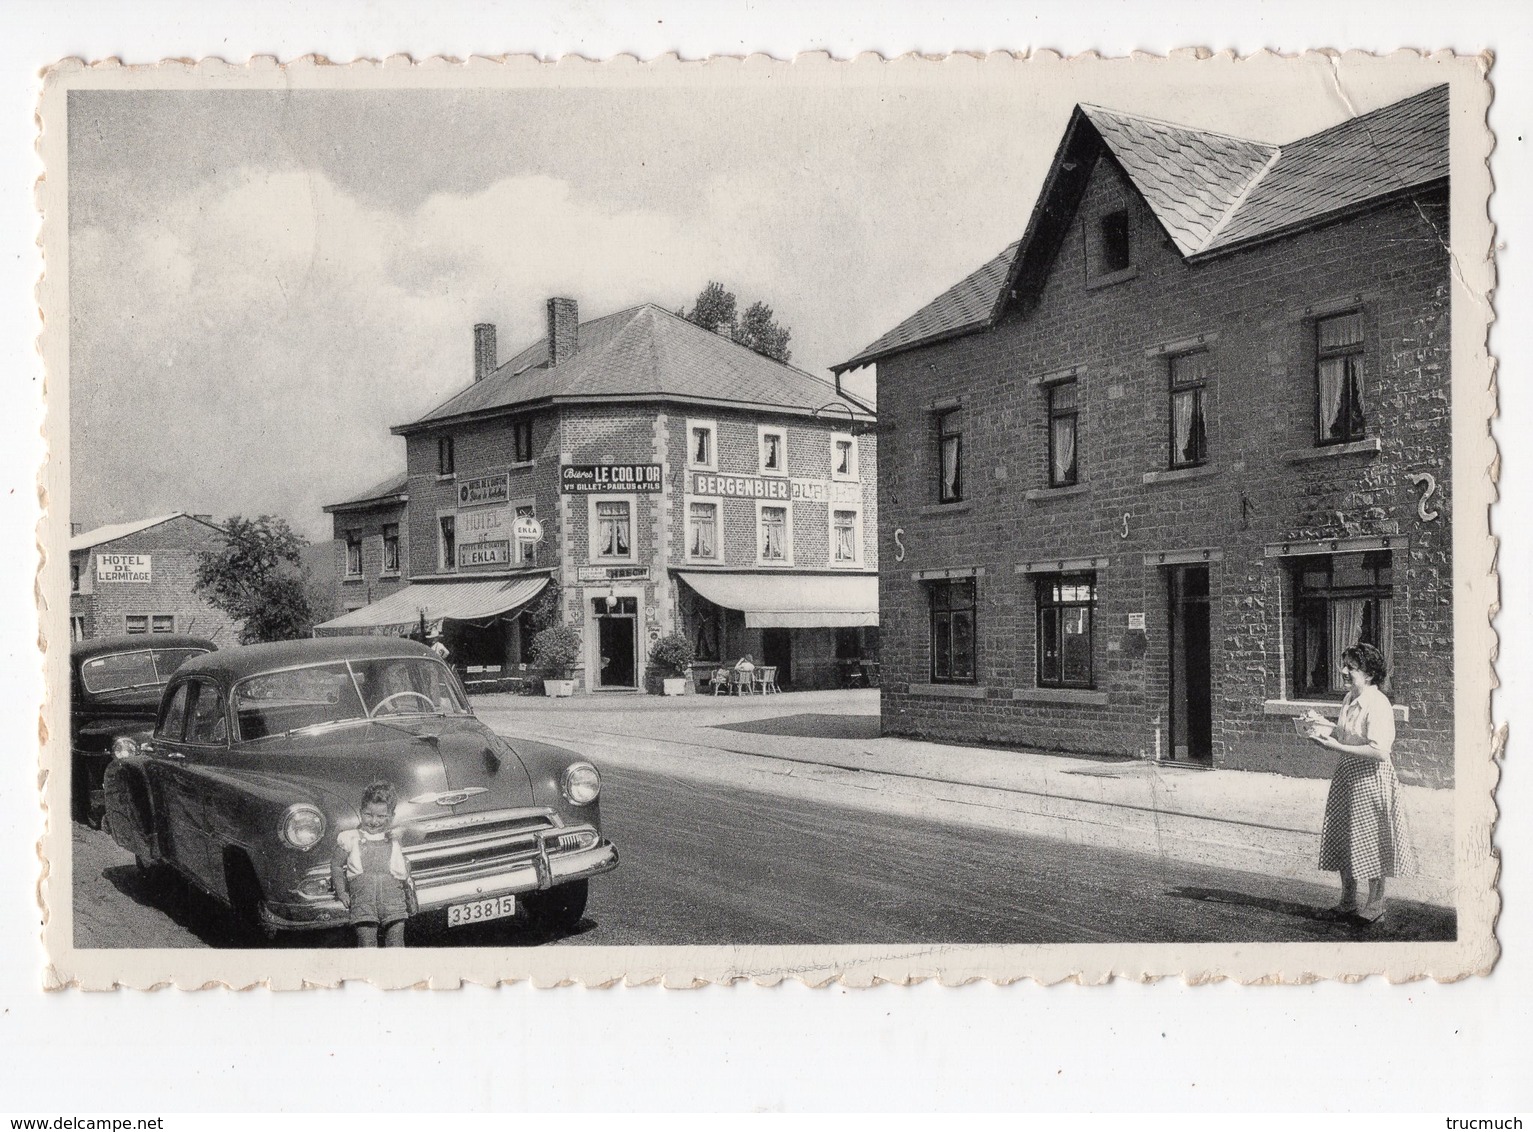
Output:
560,464,663,493
1127,613,1146,630
576,565,651,582
456,474,510,508
690,472,791,500
788,478,863,504
512,516,544,545
459,540,511,567
97,553,151,583
459,506,512,543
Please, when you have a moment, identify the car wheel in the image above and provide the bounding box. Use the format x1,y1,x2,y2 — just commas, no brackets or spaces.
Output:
522,879,589,936
224,854,275,946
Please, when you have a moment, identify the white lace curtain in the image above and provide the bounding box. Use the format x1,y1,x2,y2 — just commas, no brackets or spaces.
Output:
689,503,715,557
761,507,785,559
597,500,630,556
833,512,856,561
1051,417,1076,483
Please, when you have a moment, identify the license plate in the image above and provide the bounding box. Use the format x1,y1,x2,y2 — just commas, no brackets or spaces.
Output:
447,895,516,927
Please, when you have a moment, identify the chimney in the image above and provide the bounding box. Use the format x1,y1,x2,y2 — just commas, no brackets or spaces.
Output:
473,323,497,382
546,297,579,366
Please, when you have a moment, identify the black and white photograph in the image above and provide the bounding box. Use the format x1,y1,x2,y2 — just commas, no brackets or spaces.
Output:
38,50,1495,988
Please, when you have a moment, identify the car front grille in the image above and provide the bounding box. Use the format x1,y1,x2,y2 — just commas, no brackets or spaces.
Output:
400,807,589,887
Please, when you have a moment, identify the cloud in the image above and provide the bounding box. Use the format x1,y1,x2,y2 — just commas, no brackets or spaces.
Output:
68,165,742,540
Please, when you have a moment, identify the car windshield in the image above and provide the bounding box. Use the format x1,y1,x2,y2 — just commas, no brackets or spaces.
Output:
79,647,210,694
232,657,469,741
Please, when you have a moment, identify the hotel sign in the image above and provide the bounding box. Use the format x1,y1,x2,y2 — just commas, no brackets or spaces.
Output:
459,541,511,567
560,464,664,494
97,554,151,583
459,506,512,544
456,474,510,508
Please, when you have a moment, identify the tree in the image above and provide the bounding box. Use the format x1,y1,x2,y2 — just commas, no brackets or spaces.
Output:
683,281,792,363
735,300,793,363
194,515,315,643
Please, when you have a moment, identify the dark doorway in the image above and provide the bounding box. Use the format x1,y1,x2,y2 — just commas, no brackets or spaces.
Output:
762,628,792,689
596,597,638,688
1167,566,1213,764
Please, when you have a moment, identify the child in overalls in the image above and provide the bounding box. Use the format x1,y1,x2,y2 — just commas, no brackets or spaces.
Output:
331,780,417,947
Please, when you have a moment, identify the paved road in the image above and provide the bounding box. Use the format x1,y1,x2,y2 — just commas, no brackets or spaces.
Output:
71,761,1455,949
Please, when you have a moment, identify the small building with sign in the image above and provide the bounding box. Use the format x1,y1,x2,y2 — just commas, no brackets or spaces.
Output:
68,512,242,643
315,299,879,692
836,86,1454,785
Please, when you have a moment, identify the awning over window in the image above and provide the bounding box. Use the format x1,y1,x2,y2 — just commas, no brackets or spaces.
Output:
678,572,878,629
313,576,549,638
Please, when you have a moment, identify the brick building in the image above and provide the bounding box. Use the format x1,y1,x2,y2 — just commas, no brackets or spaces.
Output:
835,86,1453,785
321,471,409,617
317,300,878,692
68,512,242,644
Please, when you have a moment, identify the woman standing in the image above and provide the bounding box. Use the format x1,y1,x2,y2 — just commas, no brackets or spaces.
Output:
1302,642,1416,924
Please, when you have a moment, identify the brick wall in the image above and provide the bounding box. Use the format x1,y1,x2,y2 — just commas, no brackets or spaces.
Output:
330,498,409,610
876,156,1453,786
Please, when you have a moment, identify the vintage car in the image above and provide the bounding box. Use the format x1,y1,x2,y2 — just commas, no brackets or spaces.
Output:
102,637,617,941
70,633,218,827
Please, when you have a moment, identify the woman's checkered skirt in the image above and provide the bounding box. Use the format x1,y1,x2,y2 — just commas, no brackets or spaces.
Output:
1318,754,1417,878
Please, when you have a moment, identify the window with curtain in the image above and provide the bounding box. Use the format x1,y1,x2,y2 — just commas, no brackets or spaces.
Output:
832,509,858,563
759,506,787,562
688,501,718,559
513,419,534,463
345,532,362,576
760,429,786,473
1169,352,1209,468
437,436,455,476
382,524,400,572
936,409,963,503
833,435,857,480
596,500,631,558
689,423,715,469
1316,311,1366,444
930,578,977,683
1037,574,1095,688
438,514,456,571
1293,551,1393,696
1048,379,1079,487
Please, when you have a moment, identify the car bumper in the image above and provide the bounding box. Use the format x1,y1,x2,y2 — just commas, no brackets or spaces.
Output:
259,839,619,932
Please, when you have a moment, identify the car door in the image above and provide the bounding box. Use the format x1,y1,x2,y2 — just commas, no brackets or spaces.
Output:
150,677,227,892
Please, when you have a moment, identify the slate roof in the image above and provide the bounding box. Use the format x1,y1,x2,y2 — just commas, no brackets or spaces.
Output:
69,512,218,553
835,85,1448,372
398,304,872,433
322,471,409,513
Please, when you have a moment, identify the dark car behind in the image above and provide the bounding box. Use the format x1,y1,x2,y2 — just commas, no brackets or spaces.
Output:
70,633,216,825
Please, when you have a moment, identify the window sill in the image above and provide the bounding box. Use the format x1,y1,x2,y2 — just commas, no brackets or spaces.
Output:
828,560,865,570
342,575,365,584
908,682,987,699
687,465,718,475
1024,484,1088,501
509,459,536,470
1085,266,1138,291
1284,437,1381,464
831,474,860,484
920,500,972,516
436,473,456,481
756,560,795,569
378,571,401,579
1142,464,1217,486
1262,698,1410,723
1013,687,1110,707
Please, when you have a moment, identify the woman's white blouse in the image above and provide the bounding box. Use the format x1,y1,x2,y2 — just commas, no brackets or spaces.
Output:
1335,684,1396,757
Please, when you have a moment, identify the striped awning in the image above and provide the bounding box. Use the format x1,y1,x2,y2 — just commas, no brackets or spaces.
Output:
314,576,549,637
678,572,878,629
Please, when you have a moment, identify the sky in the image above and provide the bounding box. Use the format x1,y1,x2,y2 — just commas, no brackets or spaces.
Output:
66,59,1444,541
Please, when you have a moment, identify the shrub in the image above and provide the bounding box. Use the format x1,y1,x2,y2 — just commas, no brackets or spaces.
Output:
650,631,696,676
529,623,582,677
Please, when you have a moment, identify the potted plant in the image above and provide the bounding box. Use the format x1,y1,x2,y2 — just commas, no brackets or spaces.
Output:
530,623,582,698
649,631,696,696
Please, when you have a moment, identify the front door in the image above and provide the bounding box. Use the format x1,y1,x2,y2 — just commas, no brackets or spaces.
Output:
596,598,638,689
1167,566,1213,764
762,628,792,689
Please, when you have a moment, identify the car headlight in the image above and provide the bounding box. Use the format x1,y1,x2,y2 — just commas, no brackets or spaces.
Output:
561,762,601,806
279,803,326,850
110,736,139,759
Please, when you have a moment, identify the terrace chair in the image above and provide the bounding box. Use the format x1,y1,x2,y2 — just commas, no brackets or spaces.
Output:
753,665,779,694
709,668,731,696
728,668,756,695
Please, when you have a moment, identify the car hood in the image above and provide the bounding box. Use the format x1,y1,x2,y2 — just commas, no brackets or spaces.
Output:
227,715,536,822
